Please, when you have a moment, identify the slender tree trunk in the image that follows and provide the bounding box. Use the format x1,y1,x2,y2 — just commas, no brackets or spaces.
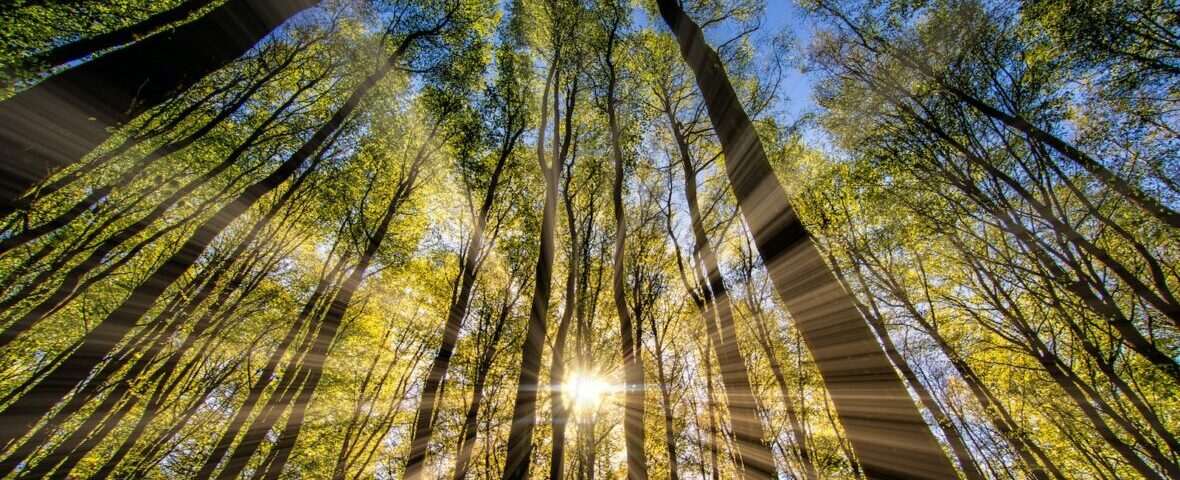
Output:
216,140,429,480
9,350,151,477
665,99,774,479
86,165,317,479
358,348,425,478
943,242,1137,478
0,47,296,241
404,117,519,480
733,241,818,479
830,253,984,480
194,258,346,478
501,63,561,480
14,264,242,473
654,2,957,477
548,165,582,480
336,325,413,479
703,340,721,480
47,298,279,480
0,81,310,353
604,20,648,479
821,4,1180,228
906,54,1180,229
890,92,1180,331
647,315,680,480
0,57,261,222
334,323,399,479
872,242,1066,480
255,169,421,480
949,166,1180,379
1041,281,1180,455
0,0,321,210
967,251,1178,479
663,178,727,480
913,288,1063,479
254,373,315,480
454,297,513,480
1034,349,1167,479
572,222,601,480
402,227,481,478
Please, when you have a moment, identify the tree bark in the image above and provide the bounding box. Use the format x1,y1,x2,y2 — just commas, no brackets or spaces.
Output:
403,118,519,480
15,0,222,75
0,0,319,210
501,60,562,480
548,157,583,480
604,17,648,479
653,1,957,478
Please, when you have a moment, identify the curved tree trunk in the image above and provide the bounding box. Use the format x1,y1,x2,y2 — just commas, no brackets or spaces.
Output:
548,161,583,480
604,15,648,479
501,62,560,480
403,125,517,480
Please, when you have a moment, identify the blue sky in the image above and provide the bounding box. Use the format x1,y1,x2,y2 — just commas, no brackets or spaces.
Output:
762,0,819,122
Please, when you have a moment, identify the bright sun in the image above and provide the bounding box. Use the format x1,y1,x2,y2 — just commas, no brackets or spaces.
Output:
564,371,613,415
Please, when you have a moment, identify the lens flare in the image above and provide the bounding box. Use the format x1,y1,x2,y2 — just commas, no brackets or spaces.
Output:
564,371,613,415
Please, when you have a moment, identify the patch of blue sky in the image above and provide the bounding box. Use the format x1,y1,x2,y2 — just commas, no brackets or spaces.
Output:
761,0,817,122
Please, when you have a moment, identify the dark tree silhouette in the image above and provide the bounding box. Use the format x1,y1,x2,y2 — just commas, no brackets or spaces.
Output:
0,0,319,210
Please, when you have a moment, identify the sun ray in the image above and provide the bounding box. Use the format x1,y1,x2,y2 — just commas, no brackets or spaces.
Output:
563,370,615,418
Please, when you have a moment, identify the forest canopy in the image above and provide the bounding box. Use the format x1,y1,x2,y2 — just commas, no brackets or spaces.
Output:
0,0,1176,478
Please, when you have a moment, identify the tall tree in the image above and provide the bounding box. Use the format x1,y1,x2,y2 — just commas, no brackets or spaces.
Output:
653,0,957,478
501,54,559,480
404,35,527,477
502,1,581,475
599,0,648,477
